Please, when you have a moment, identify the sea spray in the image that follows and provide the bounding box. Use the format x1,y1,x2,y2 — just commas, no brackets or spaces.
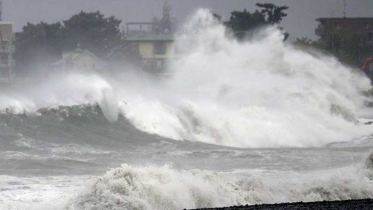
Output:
117,9,373,147
0,73,119,118
0,10,372,148
67,163,373,210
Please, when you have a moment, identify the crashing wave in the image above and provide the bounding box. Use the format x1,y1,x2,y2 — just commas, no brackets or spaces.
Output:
0,10,372,148
67,162,373,210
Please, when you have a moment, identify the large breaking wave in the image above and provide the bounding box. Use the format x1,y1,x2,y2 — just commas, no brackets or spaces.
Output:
1,9,372,148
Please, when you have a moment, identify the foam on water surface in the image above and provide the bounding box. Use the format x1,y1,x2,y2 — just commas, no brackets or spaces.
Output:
1,9,373,210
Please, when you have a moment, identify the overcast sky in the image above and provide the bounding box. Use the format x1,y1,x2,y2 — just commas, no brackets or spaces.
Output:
4,0,373,40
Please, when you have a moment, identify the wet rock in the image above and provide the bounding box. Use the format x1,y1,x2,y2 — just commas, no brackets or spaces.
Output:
191,199,373,210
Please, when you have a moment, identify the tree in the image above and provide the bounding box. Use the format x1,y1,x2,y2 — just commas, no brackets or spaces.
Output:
224,3,289,40
342,33,372,66
14,11,123,74
256,3,289,24
224,10,266,40
318,32,344,57
14,22,63,75
212,13,222,22
292,37,328,55
293,37,313,46
62,11,122,58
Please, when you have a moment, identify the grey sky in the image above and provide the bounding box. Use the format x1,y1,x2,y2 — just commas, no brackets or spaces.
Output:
4,0,373,39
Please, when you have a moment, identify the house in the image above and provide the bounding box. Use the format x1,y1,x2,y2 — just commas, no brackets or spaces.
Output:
120,1,178,72
51,47,103,71
107,42,142,70
315,17,373,41
126,33,177,71
0,22,15,79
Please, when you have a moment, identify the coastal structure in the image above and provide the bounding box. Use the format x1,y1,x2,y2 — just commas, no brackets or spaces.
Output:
0,0,3,21
0,22,15,80
125,1,176,38
0,0,15,80
126,22,157,38
51,47,103,71
315,17,373,41
126,34,177,71
122,1,178,72
107,43,142,69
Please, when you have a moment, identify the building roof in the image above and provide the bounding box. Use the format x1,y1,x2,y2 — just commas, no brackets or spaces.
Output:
126,22,154,25
51,49,102,66
316,17,373,21
126,33,175,42
0,22,14,25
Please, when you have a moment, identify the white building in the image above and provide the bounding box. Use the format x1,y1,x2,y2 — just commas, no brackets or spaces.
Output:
0,22,15,79
126,33,178,71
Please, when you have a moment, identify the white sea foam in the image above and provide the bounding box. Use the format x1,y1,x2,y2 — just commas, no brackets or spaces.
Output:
0,175,93,210
3,155,373,210
0,9,372,148
116,9,373,147
66,161,373,210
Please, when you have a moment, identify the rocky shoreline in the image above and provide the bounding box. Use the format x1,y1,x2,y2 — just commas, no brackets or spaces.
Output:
191,199,373,210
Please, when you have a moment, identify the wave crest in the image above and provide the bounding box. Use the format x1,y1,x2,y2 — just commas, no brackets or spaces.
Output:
68,165,245,210
68,162,373,210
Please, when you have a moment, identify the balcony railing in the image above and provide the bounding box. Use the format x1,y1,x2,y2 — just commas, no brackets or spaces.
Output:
315,27,326,36
0,45,15,53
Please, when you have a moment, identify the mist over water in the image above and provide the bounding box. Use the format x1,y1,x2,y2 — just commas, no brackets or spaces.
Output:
1,9,373,210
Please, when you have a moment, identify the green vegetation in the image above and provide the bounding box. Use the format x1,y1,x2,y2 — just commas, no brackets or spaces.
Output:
341,33,373,66
15,22,63,73
222,3,289,40
61,11,122,58
225,10,266,40
293,33,373,67
14,11,123,74
255,3,289,24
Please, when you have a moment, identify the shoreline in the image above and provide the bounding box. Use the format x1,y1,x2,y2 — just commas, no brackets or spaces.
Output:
192,199,373,210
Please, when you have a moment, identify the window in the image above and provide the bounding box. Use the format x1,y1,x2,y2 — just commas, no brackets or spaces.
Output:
154,42,167,55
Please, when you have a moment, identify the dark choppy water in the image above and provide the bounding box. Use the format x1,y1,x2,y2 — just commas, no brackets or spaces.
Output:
1,105,373,210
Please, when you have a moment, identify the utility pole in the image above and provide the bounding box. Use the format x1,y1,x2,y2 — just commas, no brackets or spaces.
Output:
0,0,3,21
343,0,347,18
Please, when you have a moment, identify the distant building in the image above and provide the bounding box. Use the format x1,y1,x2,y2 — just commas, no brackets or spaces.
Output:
126,33,178,71
125,22,157,38
107,43,142,70
315,17,373,41
51,47,103,71
120,1,178,72
0,22,15,79
125,1,177,38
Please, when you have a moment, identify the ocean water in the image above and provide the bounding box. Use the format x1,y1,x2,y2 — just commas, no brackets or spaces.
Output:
1,10,373,210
